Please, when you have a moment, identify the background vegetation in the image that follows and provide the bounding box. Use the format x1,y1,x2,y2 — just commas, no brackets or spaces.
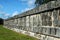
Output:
0,18,3,25
35,0,56,6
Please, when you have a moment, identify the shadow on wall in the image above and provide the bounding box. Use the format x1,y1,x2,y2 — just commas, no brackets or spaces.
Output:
0,18,4,25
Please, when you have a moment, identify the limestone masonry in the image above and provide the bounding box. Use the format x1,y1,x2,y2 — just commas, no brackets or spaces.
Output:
4,0,60,40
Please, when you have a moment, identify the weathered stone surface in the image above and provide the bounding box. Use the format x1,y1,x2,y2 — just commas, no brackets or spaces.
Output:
56,28,60,37
4,0,60,40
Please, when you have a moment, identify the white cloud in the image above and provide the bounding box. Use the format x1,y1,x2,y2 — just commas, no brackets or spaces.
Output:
12,11,19,16
21,8,29,12
0,11,10,19
19,0,35,7
21,7,33,13
0,11,19,19
0,0,35,19
27,0,35,7
0,12,8,16
28,0,34,5
18,0,35,13
4,14,10,16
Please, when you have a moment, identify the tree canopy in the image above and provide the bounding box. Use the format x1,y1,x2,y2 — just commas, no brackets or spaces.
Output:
35,0,56,6
35,0,43,6
0,18,3,25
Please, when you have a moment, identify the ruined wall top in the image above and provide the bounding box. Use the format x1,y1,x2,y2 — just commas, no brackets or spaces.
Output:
6,0,60,20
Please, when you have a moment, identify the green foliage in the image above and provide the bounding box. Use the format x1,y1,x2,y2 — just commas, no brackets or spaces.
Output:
35,0,43,6
0,25,38,40
35,0,56,6
43,0,55,4
0,18,3,25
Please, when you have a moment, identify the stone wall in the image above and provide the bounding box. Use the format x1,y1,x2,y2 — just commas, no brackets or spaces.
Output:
4,0,60,40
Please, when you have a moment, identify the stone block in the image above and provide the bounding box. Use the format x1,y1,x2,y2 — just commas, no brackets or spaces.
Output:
56,28,60,37
50,28,57,36
42,27,50,35
50,1,56,8
47,36,54,40
56,0,60,8
40,35,47,40
39,27,43,33
54,37,60,40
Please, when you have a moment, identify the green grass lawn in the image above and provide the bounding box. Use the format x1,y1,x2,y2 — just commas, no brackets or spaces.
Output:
0,25,38,40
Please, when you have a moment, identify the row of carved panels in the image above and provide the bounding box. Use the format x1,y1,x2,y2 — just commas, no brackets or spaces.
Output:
4,25,60,40
4,24,60,39
4,22,60,38
33,27,60,38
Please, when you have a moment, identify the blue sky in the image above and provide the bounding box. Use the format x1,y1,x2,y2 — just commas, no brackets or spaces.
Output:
0,0,35,19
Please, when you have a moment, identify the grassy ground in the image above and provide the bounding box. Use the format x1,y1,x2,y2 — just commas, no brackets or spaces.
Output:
0,25,38,40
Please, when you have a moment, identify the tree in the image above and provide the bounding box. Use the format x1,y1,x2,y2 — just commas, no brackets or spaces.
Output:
0,18,3,25
43,0,55,4
35,0,56,6
35,0,43,6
